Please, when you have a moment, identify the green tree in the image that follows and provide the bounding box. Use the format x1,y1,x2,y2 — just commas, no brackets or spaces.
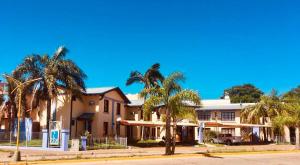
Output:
241,93,285,142
126,63,164,139
14,46,87,130
126,63,164,89
283,85,300,99
143,72,201,155
272,98,300,148
224,84,263,103
279,87,300,148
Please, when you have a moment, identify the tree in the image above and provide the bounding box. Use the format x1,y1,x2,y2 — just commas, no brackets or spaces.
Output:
241,93,285,142
126,63,164,140
283,85,300,99
280,87,300,148
14,46,87,130
143,72,201,155
224,84,263,103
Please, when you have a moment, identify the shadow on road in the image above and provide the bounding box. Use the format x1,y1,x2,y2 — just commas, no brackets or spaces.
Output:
194,152,223,159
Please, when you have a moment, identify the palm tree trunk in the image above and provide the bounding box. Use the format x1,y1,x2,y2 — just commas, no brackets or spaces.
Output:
46,98,51,131
165,108,172,155
262,118,267,142
296,127,300,150
171,119,177,155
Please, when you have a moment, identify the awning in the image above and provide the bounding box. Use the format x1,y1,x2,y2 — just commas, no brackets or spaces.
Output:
204,121,271,128
77,113,95,120
120,120,198,127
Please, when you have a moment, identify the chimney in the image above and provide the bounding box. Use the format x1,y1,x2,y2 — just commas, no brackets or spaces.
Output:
224,92,230,100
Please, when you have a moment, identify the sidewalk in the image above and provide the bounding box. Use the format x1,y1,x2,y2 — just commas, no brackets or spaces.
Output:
0,144,297,163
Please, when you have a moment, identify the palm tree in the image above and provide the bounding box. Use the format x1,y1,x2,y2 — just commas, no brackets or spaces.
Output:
126,63,164,90
143,72,201,155
14,46,87,131
276,95,300,148
126,63,164,140
241,94,285,142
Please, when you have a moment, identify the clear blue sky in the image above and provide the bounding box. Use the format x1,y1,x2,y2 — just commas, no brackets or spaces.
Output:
0,0,299,99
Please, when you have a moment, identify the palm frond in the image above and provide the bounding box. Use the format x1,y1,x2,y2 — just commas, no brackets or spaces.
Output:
126,71,144,86
163,72,185,96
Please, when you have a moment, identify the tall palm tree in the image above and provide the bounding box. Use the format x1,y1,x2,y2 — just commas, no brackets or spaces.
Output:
143,72,201,155
14,46,87,131
241,94,284,142
126,63,164,90
276,95,300,148
4,72,23,132
126,63,164,140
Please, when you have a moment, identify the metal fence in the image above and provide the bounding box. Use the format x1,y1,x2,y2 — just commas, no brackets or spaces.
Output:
0,131,42,147
85,137,127,150
274,136,296,144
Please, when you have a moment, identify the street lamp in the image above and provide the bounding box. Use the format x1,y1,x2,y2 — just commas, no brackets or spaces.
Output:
3,74,41,161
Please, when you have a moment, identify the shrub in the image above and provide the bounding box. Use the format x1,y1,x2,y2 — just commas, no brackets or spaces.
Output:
204,130,217,142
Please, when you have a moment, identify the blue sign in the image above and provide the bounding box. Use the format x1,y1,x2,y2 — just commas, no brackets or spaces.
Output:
50,129,60,145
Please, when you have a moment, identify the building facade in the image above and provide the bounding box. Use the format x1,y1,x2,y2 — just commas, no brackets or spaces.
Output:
0,86,293,144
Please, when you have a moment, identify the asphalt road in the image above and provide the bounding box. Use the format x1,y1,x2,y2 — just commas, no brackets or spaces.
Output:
38,152,300,165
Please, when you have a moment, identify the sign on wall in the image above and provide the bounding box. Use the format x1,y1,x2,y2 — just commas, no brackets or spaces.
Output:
50,129,60,145
49,121,61,147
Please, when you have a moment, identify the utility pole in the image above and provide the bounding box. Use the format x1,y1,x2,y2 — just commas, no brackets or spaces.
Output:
3,74,41,161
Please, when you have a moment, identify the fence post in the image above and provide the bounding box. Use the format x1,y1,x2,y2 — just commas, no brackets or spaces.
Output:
42,129,48,149
105,137,108,149
61,129,69,151
10,131,12,146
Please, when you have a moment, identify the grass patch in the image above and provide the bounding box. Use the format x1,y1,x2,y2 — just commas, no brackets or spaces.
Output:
137,140,159,144
84,141,126,150
0,139,42,147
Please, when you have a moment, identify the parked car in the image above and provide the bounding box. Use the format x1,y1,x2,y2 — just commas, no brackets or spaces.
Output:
209,134,241,145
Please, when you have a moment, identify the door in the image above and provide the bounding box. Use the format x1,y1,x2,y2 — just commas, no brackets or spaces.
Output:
290,127,296,144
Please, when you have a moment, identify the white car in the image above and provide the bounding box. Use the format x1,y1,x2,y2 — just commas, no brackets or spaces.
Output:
210,134,242,145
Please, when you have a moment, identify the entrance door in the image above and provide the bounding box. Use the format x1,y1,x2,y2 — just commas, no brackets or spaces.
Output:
85,120,92,133
290,127,296,144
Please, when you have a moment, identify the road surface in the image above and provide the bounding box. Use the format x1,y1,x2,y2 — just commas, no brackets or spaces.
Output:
36,152,300,165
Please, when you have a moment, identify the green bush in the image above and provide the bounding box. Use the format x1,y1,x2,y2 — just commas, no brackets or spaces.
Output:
135,139,164,147
204,130,217,142
137,140,159,144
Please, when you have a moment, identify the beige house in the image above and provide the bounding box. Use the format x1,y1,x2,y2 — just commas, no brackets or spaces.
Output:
0,85,294,144
30,87,130,139
121,94,199,143
122,94,274,143
196,95,273,142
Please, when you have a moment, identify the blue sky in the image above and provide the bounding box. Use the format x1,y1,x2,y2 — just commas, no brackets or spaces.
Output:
0,0,299,99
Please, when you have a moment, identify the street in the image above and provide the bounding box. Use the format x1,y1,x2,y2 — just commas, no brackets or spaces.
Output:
36,152,300,165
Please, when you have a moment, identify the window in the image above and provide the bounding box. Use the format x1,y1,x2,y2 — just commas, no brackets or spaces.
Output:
103,122,108,136
156,111,161,120
221,112,235,121
157,127,161,137
221,128,235,136
198,111,211,121
140,110,143,119
151,128,156,139
116,103,121,115
104,100,109,113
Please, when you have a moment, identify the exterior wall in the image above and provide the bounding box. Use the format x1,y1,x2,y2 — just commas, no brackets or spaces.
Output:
198,110,241,136
28,89,128,139
124,106,196,142
57,91,126,138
